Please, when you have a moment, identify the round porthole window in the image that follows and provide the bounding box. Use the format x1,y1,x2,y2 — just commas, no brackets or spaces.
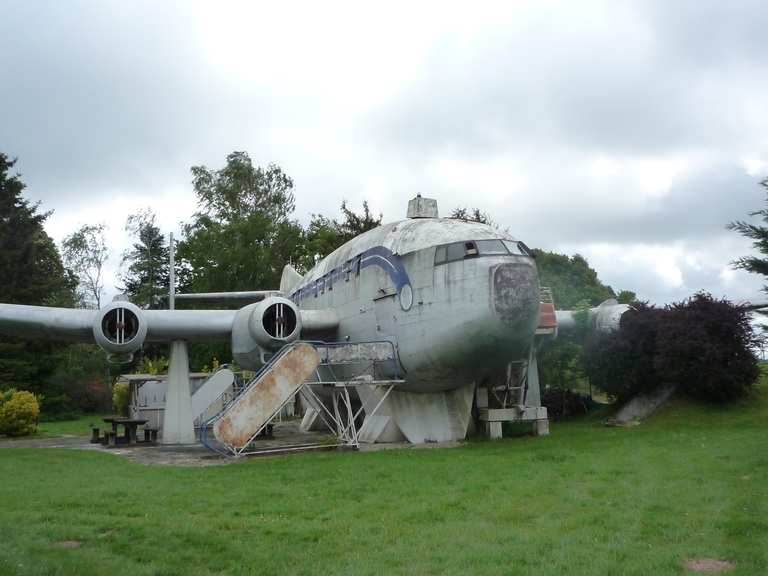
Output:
399,284,413,311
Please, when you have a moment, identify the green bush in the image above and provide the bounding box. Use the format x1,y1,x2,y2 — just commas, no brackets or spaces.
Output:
0,390,40,437
540,386,591,420
40,393,79,421
112,382,130,416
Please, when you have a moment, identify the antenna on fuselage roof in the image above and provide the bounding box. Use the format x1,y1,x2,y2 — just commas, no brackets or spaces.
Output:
407,194,439,219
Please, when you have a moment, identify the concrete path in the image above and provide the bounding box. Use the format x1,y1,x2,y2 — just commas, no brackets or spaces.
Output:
0,420,463,465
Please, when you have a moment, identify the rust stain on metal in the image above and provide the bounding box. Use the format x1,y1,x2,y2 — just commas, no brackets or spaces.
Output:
214,343,320,448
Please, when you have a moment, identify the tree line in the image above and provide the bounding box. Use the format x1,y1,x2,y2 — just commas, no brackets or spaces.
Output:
3,149,763,418
0,151,388,416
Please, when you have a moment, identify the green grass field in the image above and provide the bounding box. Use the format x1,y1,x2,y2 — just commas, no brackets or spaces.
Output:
1,388,767,576
35,414,112,437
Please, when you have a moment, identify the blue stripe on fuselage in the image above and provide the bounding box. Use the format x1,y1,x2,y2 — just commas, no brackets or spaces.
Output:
290,246,411,302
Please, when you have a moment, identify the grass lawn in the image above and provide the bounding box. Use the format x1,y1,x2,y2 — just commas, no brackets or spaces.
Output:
1,388,767,576
35,414,113,438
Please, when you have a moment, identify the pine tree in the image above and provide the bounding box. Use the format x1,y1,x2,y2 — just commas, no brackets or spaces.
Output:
0,153,76,392
120,209,169,309
728,178,768,292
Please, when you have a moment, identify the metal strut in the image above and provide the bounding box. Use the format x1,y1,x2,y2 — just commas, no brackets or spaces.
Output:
198,340,404,457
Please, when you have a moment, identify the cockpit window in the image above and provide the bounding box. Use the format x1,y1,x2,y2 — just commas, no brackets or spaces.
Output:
503,240,525,255
476,239,508,255
446,242,466,262
504,240,533,257
435,238,532,265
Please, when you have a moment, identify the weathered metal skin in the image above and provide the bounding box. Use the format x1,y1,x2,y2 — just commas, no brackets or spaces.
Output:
214,343,320,448
92,301,147,358
292,216,541,393
231,297,302,367
0,211,544,395
492,262,540,331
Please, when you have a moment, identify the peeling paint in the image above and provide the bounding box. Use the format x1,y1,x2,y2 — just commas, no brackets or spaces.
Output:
214,344,320,448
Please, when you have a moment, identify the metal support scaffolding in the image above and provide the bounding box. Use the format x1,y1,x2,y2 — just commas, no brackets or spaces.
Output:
198,340,403,457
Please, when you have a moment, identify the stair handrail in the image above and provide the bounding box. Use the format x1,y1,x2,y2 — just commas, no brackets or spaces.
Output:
196,338,403,451
199,340,309,431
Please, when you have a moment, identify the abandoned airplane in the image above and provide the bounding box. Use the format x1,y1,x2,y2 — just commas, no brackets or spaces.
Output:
0,195,629,450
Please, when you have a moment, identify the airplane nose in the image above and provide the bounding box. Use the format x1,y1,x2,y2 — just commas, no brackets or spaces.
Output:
491,261,540,332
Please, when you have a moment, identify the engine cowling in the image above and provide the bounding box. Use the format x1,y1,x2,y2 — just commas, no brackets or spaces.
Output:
231,297,302,369
92,301,147,363
555,300,632,335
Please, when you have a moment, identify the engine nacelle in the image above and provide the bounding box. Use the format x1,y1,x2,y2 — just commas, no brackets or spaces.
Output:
555,300,632,336
231,297,302,369
92,301,147,363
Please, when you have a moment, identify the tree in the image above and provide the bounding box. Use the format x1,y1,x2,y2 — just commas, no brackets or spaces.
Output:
0,154,75,307
337,200,382,242
533,251,619,395
42,344,112,416
450,206,495,226
175,152,306,369
302,201,382,269
61,224,109,308
120,209,169,309
533,250,616,309
0,153,76,392
728,178,768,292
176,152,304,294
616,290,638,304
583,294,760,403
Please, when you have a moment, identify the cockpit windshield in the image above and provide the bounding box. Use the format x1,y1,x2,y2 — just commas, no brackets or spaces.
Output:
434,239,532,265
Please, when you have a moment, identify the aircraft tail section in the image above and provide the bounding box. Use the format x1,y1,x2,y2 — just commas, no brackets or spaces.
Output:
280,264,303,293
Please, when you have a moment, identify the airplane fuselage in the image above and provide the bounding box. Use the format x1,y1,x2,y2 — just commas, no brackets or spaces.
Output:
290,217,540,393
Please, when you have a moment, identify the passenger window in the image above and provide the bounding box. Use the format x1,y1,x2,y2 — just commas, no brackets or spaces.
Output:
354,256,362,276
465,241,478,256
476,239,508,255
435,246,446,264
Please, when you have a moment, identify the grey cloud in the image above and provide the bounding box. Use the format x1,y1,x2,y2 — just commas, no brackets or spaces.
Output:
1,1,269,202
515,161,764,248
371,2,768,158
2,0,768,307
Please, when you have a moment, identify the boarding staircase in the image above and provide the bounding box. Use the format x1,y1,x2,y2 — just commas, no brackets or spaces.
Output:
198,340,403,456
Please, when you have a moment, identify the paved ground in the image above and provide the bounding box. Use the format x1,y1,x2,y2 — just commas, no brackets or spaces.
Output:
0,420,461,466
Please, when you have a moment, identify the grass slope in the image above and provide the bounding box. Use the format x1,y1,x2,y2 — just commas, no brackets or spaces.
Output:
1,388,767,576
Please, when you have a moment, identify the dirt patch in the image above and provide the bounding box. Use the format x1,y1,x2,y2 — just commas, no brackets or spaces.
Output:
682,558,735,573
51,540,82,549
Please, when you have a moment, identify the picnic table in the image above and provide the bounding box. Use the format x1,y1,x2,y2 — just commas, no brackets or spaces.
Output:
101,417,149,445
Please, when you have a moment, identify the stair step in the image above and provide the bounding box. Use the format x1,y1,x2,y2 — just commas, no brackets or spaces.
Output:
213,343,320,450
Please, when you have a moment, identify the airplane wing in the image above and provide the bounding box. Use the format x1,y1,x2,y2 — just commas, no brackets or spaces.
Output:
0,303,237,343
0,304,96,341
173,291,282,305
0,296,338,365
0,264,335,365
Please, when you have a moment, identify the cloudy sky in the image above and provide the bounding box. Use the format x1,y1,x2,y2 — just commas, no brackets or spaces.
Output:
2,0,768,305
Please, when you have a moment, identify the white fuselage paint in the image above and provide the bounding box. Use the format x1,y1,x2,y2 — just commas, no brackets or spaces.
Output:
290,218,541,393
